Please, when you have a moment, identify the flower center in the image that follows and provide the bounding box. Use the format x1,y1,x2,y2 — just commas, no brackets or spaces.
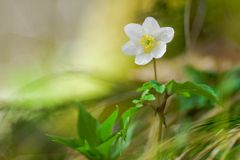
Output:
140,35,156,53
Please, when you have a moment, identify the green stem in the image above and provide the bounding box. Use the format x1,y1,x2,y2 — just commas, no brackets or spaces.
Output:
153,59,165,141
153,58,158,81
153,59,161,107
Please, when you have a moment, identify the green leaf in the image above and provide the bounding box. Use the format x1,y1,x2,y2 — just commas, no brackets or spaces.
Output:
48,128,100,160
110,125,135,160
166,80,219,102
96,107,138,160
78,107,99,147
77,140,101,160
180,92,191,97
120,107,139,131
142,94,156,101
132,99,140,104
218,68,240,98
137,82,152,92
96,134,118,160
97,108,119,142
150,80,166,93
141,89,150,97
135,103,143,108
47,134,82,149
137,80,165,94
132,99,143,108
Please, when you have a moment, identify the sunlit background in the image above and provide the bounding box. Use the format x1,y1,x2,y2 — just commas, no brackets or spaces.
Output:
0,0,239,159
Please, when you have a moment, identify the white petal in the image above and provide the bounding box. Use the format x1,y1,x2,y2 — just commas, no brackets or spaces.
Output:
124,23,143,42
151,43,167,59
142,17,160,35
122,41,142,55
156,27,174,43
135,54,153,65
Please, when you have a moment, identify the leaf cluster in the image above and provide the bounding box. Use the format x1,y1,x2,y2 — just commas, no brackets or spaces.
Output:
132,79,219,110
48,106,139,160
132,80,165,108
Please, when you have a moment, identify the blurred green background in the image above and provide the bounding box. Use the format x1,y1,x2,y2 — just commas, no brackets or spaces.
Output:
0,0,239,159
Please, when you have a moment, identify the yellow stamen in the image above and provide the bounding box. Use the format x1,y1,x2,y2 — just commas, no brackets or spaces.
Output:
140,35,156,53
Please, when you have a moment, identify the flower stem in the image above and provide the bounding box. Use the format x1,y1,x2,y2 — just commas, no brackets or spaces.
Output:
153,58,165,142
153,59,161,107
153,58,158,81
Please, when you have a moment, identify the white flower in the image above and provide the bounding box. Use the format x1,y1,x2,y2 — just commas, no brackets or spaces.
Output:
122,17,174,65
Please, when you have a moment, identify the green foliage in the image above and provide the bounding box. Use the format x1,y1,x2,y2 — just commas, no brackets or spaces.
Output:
217,68,240,99
48,106,138,160
142,94,156,101
137,80,165,94
166,80,219,103
97,108,119,142
185,65,219,85
185,66,240,99
133,79,219,112
133,80,165,108
184,66,240,111
178,95,213,111
47,75,222,159
46,135,83,149
120,107,139,136
78,107,99,146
